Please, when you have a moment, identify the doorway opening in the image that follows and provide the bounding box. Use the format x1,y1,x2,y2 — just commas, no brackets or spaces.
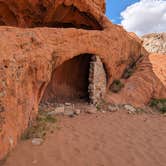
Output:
41,54,107,105
42,54,91,103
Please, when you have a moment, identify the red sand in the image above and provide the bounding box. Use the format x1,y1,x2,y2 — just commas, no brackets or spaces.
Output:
3,111,166,166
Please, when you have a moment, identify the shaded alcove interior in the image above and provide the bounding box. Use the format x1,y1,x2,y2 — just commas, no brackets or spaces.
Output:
44,4,102,30
0,2,102,30
41,54,92,103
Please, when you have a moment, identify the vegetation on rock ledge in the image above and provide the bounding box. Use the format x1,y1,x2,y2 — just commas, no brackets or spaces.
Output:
21,111,57,140
149,98,166,113
110,80,124,93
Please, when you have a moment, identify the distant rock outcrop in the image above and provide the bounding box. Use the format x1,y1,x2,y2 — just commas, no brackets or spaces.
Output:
142,33,166,54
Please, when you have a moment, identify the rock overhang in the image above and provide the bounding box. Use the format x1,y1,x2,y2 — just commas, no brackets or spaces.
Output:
0,0,106,29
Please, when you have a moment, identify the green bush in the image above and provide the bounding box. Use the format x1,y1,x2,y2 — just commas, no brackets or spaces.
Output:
21,111,57,140
149,98,166,113
110,80,124,93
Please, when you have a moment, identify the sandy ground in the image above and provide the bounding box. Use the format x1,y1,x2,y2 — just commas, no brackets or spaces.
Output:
3,111,166,166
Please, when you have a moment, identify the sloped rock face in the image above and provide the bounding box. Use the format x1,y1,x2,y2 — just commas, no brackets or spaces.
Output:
149,54,166,87
106,54,166,107
142,33,166,54
0,0,165,160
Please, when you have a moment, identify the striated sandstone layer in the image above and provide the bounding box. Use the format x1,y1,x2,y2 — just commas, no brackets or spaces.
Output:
107,54,166,107
0,0,165,160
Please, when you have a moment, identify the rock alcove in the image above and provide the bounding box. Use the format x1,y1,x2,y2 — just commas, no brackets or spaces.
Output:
0,2,102,30
41,54,107,105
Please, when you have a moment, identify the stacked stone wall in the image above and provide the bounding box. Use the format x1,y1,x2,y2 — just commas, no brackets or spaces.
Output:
88,56,107,104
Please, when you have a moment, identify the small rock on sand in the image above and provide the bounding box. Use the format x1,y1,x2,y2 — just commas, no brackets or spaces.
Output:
32,138,44,146
86,107,97,114
64,110,75,117
108,105,119,112
47,106,65,115
74,109,81,115
124,104,136,113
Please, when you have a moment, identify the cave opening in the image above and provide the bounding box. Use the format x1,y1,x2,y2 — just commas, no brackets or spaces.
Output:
40,53,107,108
41,54,92,104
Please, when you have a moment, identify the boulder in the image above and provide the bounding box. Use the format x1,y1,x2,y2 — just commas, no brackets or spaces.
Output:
31,138,44,146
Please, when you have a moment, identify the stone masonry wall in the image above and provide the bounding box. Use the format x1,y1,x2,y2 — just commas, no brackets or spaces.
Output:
89,56,107,104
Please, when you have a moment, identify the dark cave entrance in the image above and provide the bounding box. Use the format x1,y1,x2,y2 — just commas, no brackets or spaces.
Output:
41,54,92,103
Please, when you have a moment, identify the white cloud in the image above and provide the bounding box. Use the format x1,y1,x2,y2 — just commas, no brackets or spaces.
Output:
121,0,166,35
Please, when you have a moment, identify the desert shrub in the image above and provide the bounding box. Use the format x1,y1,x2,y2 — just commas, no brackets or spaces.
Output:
149,98,166,113
122,55,144,79
122,68,135,79
110,80,124,93
21,111,57,140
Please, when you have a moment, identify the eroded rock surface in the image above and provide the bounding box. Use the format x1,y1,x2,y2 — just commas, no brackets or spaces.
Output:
0,25,146,160
0,0,105,29
107,54,166,107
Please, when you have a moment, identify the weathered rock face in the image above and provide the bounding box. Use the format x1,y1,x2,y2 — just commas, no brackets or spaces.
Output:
0,27,145,159
0,0,105,29
142,33,166,54
0,0,165,160
106,54,166,107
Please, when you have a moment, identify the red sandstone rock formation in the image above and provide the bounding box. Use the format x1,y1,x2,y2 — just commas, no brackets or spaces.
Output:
0,0,165,160
106,54,166,107
0,0,105,29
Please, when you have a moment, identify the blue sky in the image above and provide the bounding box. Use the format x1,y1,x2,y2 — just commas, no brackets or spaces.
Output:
105,0,166,35
106,0,139,24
